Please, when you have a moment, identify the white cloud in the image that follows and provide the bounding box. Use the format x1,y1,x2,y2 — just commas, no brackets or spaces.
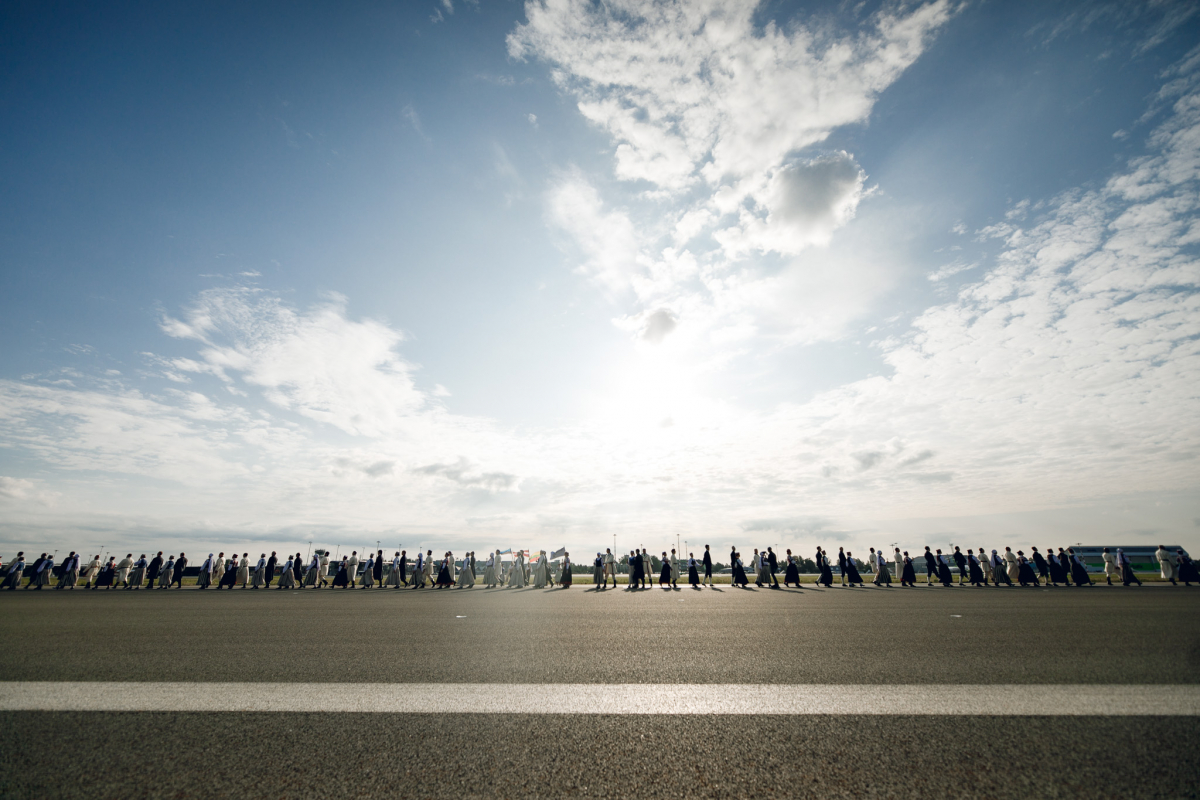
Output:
160,289,427,437
517,0,955,354
546,173,642,292
509,0,954,196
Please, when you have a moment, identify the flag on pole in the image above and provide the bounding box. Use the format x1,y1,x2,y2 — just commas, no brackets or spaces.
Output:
551,547,567,560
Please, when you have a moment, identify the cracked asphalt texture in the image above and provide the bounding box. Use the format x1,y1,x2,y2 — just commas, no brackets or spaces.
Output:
2,582,1198,798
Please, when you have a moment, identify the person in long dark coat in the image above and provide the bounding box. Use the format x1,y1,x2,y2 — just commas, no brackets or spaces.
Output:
218,556,238,589
1031,548,1050,583
1016,552,1039,586
96,558,116,589
658,553,672,587
629,551,644,590
331,558,349,587
1056,549,1074,586
844,553,865,587
817,548,833,587
731,552,749,587
1046,549,1066,585
935,550,953,586
783,550,800,587
292,554,304,583
967,550,984,586
373,550,384,587
171,554,188,588
901,552,916,587
264,552,277,587
147,552,163,584
688,553,701,587
922,547,938,585
952,547,968,586
1176,551,1198,586
1068,548,1093,586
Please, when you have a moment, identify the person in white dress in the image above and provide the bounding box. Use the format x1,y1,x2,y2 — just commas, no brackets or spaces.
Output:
114,554,133,588
507,551,526,588
276,556,296,588
456,554,475,588
196,554,215,588
251,555,267,588
345,551,360,588
1102,548,1120,586
82,555,101,588
532,551,548,588
387,552,404,587
1156,545,1177,584
482,552,498,587
318,552,330,587
157,556,175,588
236,553,250,588
893,548,904,583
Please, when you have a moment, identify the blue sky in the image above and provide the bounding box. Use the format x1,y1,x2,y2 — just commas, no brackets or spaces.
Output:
2,0,1198,560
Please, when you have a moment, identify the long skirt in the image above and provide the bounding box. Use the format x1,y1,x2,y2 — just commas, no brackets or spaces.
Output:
277,569,295,588
1178,557,1199,584
936,563,952,586
1070,561,1092,586
331,569,348,587
631,563,644,586
96,568,114,587
484,565,498,586
968,563,984,585
846,562,864,585
993,564,1012,585
818,564,833,587
507,563,525,588
251,568,265,587
237,566,249,586
659,563,672,585
732,565,749,586
218,568,236,588
456,565,475,588
1121,563,1140,585
559,569,572,587
1048,559,1066,584
592,565,603,585
158,567,173,587
901,562,916,584
1018,562,1039,586
387,567,403,587
876,564,892,585
361,570,374,588
689,565,701,586
127,567,144,588
435,566,453,587
57,568,78,589
196,570,212,588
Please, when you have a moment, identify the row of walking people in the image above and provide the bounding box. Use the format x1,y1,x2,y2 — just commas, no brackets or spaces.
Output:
3,544,1195,591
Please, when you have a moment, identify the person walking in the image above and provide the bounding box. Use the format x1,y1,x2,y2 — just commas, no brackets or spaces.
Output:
56,552,80,589
171,553,188,588
874,549,892,586
1156,545,1178,585
1102,548,1120,585
158,555,175,588
1118,549,1141,586
783,550,800,588
900,551,916,587
702,545,714,587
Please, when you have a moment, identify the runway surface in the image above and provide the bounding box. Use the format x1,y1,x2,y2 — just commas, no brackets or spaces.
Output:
2,583,1198,797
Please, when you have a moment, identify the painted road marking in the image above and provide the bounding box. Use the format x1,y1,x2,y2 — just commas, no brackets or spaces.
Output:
1,683,1197,715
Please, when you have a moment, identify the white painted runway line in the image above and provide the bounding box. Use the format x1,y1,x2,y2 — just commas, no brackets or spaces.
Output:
2,683,1198,715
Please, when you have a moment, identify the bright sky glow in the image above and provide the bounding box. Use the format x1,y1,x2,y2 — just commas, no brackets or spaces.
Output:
1,0,1198,559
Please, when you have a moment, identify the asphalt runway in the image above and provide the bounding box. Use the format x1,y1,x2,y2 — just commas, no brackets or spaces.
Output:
2,584,1198,798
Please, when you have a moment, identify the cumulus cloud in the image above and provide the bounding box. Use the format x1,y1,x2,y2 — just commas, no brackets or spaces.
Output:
519,0,953,352
509,0,953,195
160,289,427,436
641,308,678,343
